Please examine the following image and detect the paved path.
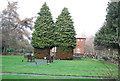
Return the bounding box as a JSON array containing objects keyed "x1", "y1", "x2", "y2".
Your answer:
[
  {"x1": 0, "y1": 73, "x2": 109, "y2": 79},
  {"x1": 28, "y1": 61, "x2": 47, "y2": 65}
]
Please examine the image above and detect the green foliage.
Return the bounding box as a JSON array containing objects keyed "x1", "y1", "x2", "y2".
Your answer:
[
  {"x1": 32, "y1": 4, "x2": 76, "y2": 50},
  {"x1": 54, "y1": 8, "x2": 76, "y2": 48},
  {"x1": 6, "y1": 48, "x2": 15, "y2": 52},
  {"x1": 31, "y1": 2, "x2": 54, "y2": 49},
  {"x1": 94, "y1": 2, "x2": 119, "y2": 49},
  {"x1": 101, "y1": 56, "x2": 109, "y2": 61}
]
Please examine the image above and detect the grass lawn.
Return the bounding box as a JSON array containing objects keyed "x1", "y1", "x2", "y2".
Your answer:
[
  {"x1": 2, "y1": 75, "x2": 110, "y2": 81},
  {"x1": 1, "y1": 55, "x2": 118, "y2": 79},
  {"x1": 2, "y1": 74, "x2": 98, "y2": 79}
]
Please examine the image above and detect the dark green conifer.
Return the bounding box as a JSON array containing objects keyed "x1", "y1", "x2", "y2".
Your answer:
[
  {"x1": 32, "y1": 2, "x2": 54, "y2": 49},
  {"x1": 55, "y1": 8, "x2": 76, "y2": 60},
  {"x1": 31, "y1": 2, "x2": 54, "y2": 58},
  {"x1": 55, "y1": 7, "x2": 76, "y2": 48}
]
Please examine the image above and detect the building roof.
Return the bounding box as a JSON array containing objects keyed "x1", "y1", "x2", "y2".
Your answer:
[{"x1": 76, "y1": 37, "x2": 86, "y2": 39}]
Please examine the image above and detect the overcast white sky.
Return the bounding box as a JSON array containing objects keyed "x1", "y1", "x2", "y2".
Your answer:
[{"x1": 0, "y1": 0, "x2": 110, "y2": 37}]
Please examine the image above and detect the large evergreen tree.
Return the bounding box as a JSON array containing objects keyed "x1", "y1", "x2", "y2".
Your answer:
[
  {"x1": 94, "y1": 1, "x2": 120, "y2": 67},
  {"x1": 94, "y1": 1, "x2": 119, "y2": 49},
  {"x1": 55, "y1": 8, "x2": 76, "y2": 60},
  {"x1": 32, "y1": 2, "x2": 54, "y2": 49},
  {"x1": 55, "y1": 7, "x2": 76, "y2": 48},
  {"x1": 31, "y1": 2, "x2": 54, "y2": 58}
]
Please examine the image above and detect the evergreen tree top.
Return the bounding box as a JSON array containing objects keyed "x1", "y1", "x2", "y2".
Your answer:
[
  {"x1": 31, "y1": 2, "x2": 54, "y2": 49},
  {"x1": 94, "y1": 1, "x2": 119, "y2": 49},
  {"x1": 57, "y1": 7, "x2": 71, "y2": 18},
  {"x1": 55, "y1": 7, "x2": 76, "y2": 48},
  {"x1": 38, "y1": 2, "x2": 51, "y2": 15}
]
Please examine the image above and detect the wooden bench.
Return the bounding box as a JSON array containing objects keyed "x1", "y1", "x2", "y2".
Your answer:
[{"x1": 26, "y1": 55, "x2": 35, "y2": 62}]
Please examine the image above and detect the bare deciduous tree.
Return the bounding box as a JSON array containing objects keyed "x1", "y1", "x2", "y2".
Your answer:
[{"x1": 0, "y1": 1, "x2": 33, "y2": 54}]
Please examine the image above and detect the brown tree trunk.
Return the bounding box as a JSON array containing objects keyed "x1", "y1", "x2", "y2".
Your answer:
[{"x1": 2, "y1": 47, "x2": 7, "y2": 55}]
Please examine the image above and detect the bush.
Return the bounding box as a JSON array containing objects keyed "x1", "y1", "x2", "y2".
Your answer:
[
  {"x1": 6, "y1": 48, "x2": 15, "y2": 52},
  {"x1": 101, "y1": 57, "x2": 109, "y2": 61}
]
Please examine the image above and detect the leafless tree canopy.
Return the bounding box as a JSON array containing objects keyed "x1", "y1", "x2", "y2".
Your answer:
[{"x1": 0, "y1": 1, "x2": 34, "y2": 54}]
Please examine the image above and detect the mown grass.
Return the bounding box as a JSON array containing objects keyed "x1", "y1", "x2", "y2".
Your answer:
[
  {"x1": 3, "y1": 75, "x2": 111, "y2": 81},
  {"x1": 2, "y1": 74, "x2": 98, "y2": 79},
  {"x1": 1, "y1": 55, "x2": 118, "y2": 79}
]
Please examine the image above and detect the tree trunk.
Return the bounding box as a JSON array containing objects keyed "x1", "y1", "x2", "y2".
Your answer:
[{"x1": 2, "y1": 47, "x2": 7, "y2": 55}]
